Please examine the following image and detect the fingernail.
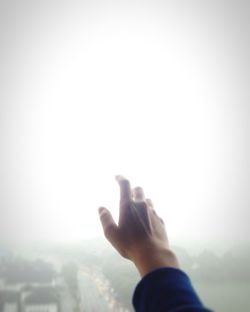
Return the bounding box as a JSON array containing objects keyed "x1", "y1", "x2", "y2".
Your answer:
[
  {"x1": 115, "y1": 175, "x2": 126, "y2": 182},
  {"x1": 115, "y1": 174, "x2": 123, "y2": 182},
  {"x1": 98, "y1": 207, "x2": 106, "y2": 214}
]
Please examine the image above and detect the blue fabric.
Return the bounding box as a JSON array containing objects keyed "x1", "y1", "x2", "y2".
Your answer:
[{"x1": 132, "y1": 267, "x2": 213, "y2": 311}]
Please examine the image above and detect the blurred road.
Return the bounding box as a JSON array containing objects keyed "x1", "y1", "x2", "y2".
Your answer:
[
  {"x1": 60, "y1": 281, "x2": 77, "y2": 312},
  {"x1": 78, "y1": 267, "x2": 129, "y2": 312}
]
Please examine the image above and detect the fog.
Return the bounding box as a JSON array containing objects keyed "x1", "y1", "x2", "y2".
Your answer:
[{"x1": 0, "y1": 0, "x2": 249, "y2": 251}]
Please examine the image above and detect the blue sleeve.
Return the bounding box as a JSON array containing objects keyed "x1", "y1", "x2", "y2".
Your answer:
[{"x1": 132, "y1": 267, "x2": 213, "y2": 312}]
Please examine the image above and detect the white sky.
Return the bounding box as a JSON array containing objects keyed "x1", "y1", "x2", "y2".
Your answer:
[{"x1": 0, "y1": 0, "x2": 249, "y2": 248}]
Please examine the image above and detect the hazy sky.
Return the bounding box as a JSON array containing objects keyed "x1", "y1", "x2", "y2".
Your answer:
[{"x1": 0, "y1": 0, "x2": 249, "y2": 248}]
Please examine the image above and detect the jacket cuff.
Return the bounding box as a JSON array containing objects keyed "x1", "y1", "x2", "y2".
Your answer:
[{"x1": 133, "y1": 267, "x2": 206, "y2": 311}]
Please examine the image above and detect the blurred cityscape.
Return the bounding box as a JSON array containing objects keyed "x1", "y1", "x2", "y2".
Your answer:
[
  {"x1": 0, "y1": 239, "x2": 131, "y2": 312},
  {"x1": 0, "y1": 239, "x2": 250, "y2": 312}
]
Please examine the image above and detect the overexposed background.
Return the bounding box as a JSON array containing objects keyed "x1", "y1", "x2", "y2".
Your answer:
[{"x1": 0, "y1": 0, "x2": 249, "y2": 249}]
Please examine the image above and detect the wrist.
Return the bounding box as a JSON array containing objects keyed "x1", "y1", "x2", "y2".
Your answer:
[{"x1": 131, "y1": 247, "x2": 180, "y2": 277}]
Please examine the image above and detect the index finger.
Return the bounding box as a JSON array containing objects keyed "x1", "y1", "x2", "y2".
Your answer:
[{"x1": 115, "y1": 175, "x2": 132, "y2": 214}]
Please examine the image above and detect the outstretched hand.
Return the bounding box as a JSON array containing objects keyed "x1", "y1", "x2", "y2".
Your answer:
[{"x1": 98, "y1": 176, "x2": 179, "y2": 276}]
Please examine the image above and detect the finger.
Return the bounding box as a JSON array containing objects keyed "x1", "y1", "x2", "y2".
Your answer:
[
  {"x1": 98, "y1": 207, "x2": 118, "y2": 241},
  {"x1": 131, "y1": 200, "x2": 152, "y2": 232},
  {"x1": 146, "y1": 198, "x2": 154, "y2": 209},
  {"x1": 146, "y1": 198, "x2": 160, "y2": 218},
  {"x1": 146, "y1": 200, "x2": 165, "y2": 225},
  {"x1": 160, "y1": 218, "x2": 165, "y2": 225},
  {"x1": 115, "y1": 175, "x2": 132, "y2": 211},
  {"x1": 133, "y1": 187, "x2": 145, "y2": 201}
]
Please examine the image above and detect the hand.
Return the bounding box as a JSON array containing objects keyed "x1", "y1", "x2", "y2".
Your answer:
[{"x1": 98, "y1": 175, "x2": 179, "y2": 276}]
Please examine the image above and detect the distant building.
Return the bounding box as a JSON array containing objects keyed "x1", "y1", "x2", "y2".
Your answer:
[
  {"x1": 0, "y1": 278, "x2": 4, "y2": 290},
  {"x1": 23, "y1": 287, "x2": 59, "y2": 312},
  {"x1": 0, "y1": 287, "x2": 60, "y2": 312},
  {"x1": 0, "y1": 290, "x2": 20, "y2": 312},
  {"x1": 0, "y1": 259, "x2": 60, "y2": 312}
]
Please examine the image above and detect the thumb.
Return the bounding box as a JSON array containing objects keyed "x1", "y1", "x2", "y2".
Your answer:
[{"x1": 98, "y1": 207, "x2": 118, "y2": 241}]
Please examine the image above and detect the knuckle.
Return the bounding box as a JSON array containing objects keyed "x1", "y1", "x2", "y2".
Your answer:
[{"x1": 134, "y1": 200, "x2": 147, "y2": 209}]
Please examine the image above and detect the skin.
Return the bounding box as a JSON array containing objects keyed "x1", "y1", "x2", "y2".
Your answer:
[{"x1": 98, "y1": 175, "x2": 179, "y2": 277}]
